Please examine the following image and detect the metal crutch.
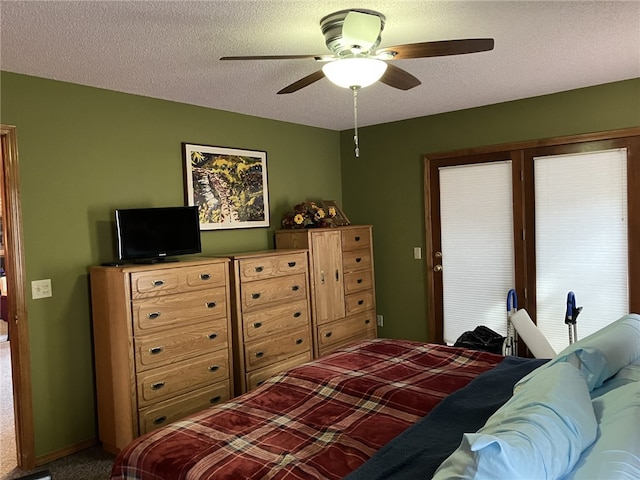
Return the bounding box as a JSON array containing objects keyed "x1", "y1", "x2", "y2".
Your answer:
[
  {"x1": 505, "y1": 289, "x2": 518, "y2": 356},
  {"x1": 565, "y1": 291, "x2": 582, "y2": 345}
]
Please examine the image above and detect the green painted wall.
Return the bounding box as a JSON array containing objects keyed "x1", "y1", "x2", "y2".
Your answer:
[
  {"x1": 340, "y1": 78, "x2": 640, "y2": 342},
  {"x1": 0, "y1": 72, "x2": 341, "y2": 457}
]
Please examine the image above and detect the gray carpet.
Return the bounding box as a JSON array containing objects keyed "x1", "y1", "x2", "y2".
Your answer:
[{"x1": 2, "y1": 445, "x2": 115, "y2": 480}]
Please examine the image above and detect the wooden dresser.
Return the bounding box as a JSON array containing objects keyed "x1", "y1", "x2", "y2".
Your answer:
[
  {"x1": 89, "y1": 257, "x2": 233, "y2": 454},
  {"x1": 227, "y1": 250, "x2": 313, "y2": 393},
  {"x1": 275, "y1": 226, "x2": 377, "y2": 357}
]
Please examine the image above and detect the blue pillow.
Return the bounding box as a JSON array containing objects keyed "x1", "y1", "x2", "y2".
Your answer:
[
  {"x1": 518, "y1": 314, "x2": 640, "y2": 391},
  {"x1": 433, "y1": 362, "x2": 597, "y2": 480},
  {"x1": 561, "y1": 380, "x2": 640, "y2": 480}
]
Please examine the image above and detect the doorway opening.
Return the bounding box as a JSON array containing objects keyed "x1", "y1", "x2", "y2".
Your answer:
[{"x1": 0, "y1": 124, "x2": 35, "y2": 472}]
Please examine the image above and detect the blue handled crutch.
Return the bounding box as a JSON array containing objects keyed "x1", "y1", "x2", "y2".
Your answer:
[
  {"x1": 564, "y1": 291, "x2": 582, "y2": 345},
  {"x1": 505, "y1": 289, "x2": 518, "y2": 356}
]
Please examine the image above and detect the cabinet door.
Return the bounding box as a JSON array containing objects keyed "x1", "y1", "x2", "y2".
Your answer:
[{"x1": 311, "y1": 231, "x2": 345, "y2": 324}]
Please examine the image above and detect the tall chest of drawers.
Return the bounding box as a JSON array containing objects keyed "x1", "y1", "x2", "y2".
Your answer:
[
  {"x1": 89, "y1": 257, "x2": 233, "y2": 454},
  {"x1": 227, "y1": 250, "x2": 313, "y2": 394},
  {"x1": 275, "y1": 226, "x2": 377, "y2": 357}
]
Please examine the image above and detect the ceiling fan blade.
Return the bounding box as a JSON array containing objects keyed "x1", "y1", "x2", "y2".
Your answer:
[
  {"x1": 220, "y1": 54, "x2": 325, "y2": 61},
  {"x1": 342, "y1": 10, "x2": 382, "y2": 51},
  {"x1": 277, "y1": 70, "x2": 326, "y2": 94},
  {"x1": 377, "y1": 38, "x2": 494, "y2": 60},
  {"x1": 379, "y1": 64, "x2": 421, "y2": 90}
]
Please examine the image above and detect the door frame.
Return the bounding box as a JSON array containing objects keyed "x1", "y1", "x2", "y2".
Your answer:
[
  {"x1": 1, "y1": 124, "x2": 35, "y2": 469},
  {"x1": 424, "y1": 127, "x2": 640, "y2": 343}
]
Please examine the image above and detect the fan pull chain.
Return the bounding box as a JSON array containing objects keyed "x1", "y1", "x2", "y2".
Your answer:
[{"x1": 352, "y1": 86, "x2": 360, "y2": 158}]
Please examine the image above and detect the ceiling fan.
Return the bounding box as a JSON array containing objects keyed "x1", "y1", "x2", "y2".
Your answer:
[{"x1": 220, "y1": 9, "x2": 495, "y2": 94}]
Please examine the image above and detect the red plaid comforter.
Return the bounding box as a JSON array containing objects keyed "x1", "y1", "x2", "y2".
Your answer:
[{"x1": 111, "y1": 339, "x2": 503, "y2": 479}]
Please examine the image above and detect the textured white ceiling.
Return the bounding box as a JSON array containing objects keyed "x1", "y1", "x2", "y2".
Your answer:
[{"x1": 1, "y1": 0, "x2": 639, "y2": 131}]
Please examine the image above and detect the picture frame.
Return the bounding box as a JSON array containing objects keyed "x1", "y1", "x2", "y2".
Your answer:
[
  {"x1": 182, "y1": 143, "x2": 269, "y2": 230},
  {"x1": 322, "y1": 200, "x2": 350, "y2": 226}
]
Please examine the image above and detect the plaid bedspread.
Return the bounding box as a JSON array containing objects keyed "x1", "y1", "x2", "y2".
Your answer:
[{"x1": 111, "y1": 338, "x2": 503, "y2": 480}]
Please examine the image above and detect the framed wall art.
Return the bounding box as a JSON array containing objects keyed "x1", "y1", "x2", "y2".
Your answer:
[
  {"x1": 321, "y1": 200, "x2": 350, "y2": 226},
  {"x1": 183, "y1": 143, "x2": 269, "y2": 230}
]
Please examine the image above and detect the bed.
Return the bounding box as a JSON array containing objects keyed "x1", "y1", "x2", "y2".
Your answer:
[{"x1": 111, "y1": 313, "x2": 640, "y2": 480}]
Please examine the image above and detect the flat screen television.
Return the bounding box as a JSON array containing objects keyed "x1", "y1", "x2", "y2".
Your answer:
[{"x1": 115, "y1": 206, "x2": 202, "y2": 263}]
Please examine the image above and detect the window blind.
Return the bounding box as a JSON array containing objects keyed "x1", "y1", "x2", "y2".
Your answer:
[
  {"x1": 534, "y1": 149, "x2": 628, "y2": 353},
  {"x1": 439, "y1": 161, "x2": 515, "y2": 345}
]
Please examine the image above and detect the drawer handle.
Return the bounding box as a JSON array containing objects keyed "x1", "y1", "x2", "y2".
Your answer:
[
  {"x1": 153, "y1": 416, "x2": 167, "y2": 426},
  {"x1": 253, "y1": 322, "x2": 262, "y2": 328},
  {"x1": 355, "y1": 257, "x2": 362, "y2": 263},
  {"x1": 200, "y1": 273, "x2": 211, "y2": 280},
  {"x1": 295, "y1": 338, "x2": 303, "y2": 345},
  {"x1": 255, "y1": 266, "x2": 264, "y2": 273},
  {"x1": 208, "y1": 333, "x2": 218, "y2": 340},
  {"x1": 365, "y1": 319, "x2": 371, "y2": 325},
  {"x1": 293, "y1": 312, "x2": 301, "y2": 318},
  {"x1": 251, "y1": 293, "x2": 261, "y2": 299},
  {"x1": 358, "y1": 299, "x2": 364, "y2": 305},
  {"x1": 324, "y1": 332, "x2": 332, "y2": 338},
  {"x1": 255, "y1": 351, "x2": 264, "y2": 358},
  {"x1": 210, "y1": 395, "x2": 222, "y2": 404},
  {"x1": 151, "y1": 381, "x2": 165, "y2": 390},
  {"x1": 152, "y1": 280, "x2": 165, "y2": 287},
  {"x1": 335, "y1": 269, "x2": 340, "y2": 281},
  {"x1": 291, "y1": 285, "x2": 300, "y2": 292},
  {"x1": 206, "y1": 301, "x2": 217, "y2": 309},
  {"x1": 149, "y1": 346, "x2": 163, "y2": 355},
  {"x1": 147, "y1": 312, "x2": 161, "y2": 320},
  {"x1": 287, "y1": 261, "x2": 296, "y2": 267},
  {"x1": 357, "y1": 278, "x2": 363, "y2": 284},
  {"x1": 354, "y1": 236, "x2": 361, "y2": 242},
  {"x1": 209, "y1": 365, "x2": 220, "y2": 372}
]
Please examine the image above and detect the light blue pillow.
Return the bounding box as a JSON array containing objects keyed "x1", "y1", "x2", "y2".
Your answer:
[
  {"x1": 561, "y1": 380, "x2": 640, "y2": 480},
  {"x1": 433, "y1": 362, "x2": 597, "y2": 480},
  {"x1": 518, "y1": 314, "x2": 640, "y2": 392}
]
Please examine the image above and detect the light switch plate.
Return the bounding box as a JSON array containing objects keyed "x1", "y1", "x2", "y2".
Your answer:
[{"x1": 32, "y1": 279, "x2": 52, "y2": 299}]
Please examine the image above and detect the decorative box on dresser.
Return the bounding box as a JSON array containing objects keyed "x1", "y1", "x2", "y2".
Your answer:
[
  {"x1": 275, "y1": 225, "x2": 377, "y2": 357},
  {"x1": 89, "y1": 257, "x2": 233, "y2": 454},
  {"x1": 227, "y1": 249, "x2": 313, "y2": 394}
]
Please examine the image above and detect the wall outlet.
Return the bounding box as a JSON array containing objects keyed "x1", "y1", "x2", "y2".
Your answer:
[
  {"x1": 376, "y1": 314, "x2": 384, "y2": 327},
  {"x1": 32, "y1": 279, "x2": 52, "y2": 299}
]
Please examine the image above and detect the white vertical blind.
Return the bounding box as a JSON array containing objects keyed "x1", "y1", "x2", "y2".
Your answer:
[
  {"x1": 440, "y1": 161, "x2": 515, "y2": 344},
  {"x1": 535, "y1": 149, "x2": 628, "y2": 353}
]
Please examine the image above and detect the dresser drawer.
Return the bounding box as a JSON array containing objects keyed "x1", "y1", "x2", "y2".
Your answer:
[
  {"x1": 238, "y1": 252, "x2": 307, "y2": 282},
  {"x1": 240, "y1": 273, "x2": 307, "y2": 311},
  {"x1": 345, "y1": 290, "x2": 375, "y2": 315},
  {"x1": 343, "y1": 270, "x2": 373, "y2": 295},
  {"x1": 317, "y1": 312, "x2": 376, "y2": 352},
  {"x1": 136, "y1": 351, "x2": 230, "y2": 406},
  {"x1": 245, "y1": 352, "x2": 312, "y2": 391},
  {"x1": 341, "y1": 228, "x2": 371, "y2": 251},
  {"x1": 130, "y1": 263, "x2": 227, "y2": 299},
  {"x1": 132, "y1": 287, "x2": 227, "y2": 334},
  {"x1": 244, "y1": 327, "x2": 311, "y2": 371},
  {"x1": 242, "y1": 299, "x2": 309, "y2": 341},
  {"x1": 138, "y1": 381, "x2": 230, "y2": 434},
  {"x1": 319, "y1": 328, "x2": 377, "y2": 357},
  {"x1": 342, "y1": 248, "x2": 372, "y2": 272},
  {"x1": 134, "y1": 320, "x2": 228, "y2": 372}
]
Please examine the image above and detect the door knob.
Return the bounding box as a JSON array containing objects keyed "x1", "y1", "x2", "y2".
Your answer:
[{"x1": 433, "y1": 264, "x2": 443, "y2": 272}]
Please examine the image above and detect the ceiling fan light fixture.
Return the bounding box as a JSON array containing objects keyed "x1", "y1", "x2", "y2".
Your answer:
[{"x1": 322, "y1": 57, "x2": 387, "y2": 89}]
